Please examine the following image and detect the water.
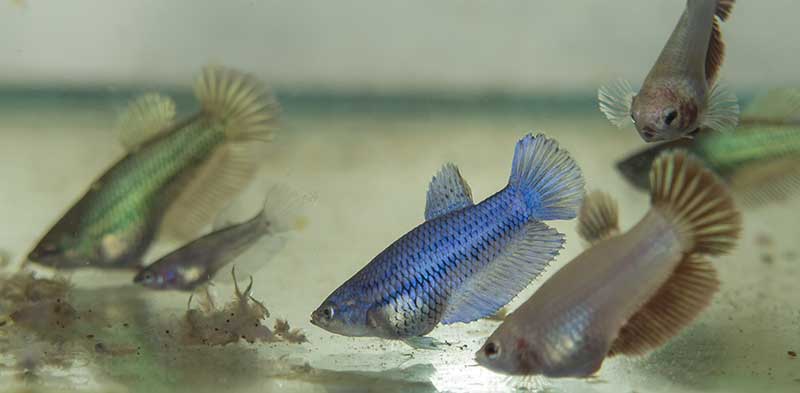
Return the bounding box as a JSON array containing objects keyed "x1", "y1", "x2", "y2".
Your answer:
[{"x1": 0, "y1": 88, "x2": 797, "y2": 393}]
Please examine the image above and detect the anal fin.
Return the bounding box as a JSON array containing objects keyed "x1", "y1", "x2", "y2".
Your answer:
[
  {"x1": 730, "y1": 156, "x2": 800, "y2": 207},
  {"x1": 425, "y1": 163, "x2": 474, "y2": 220},
  {"x1": 160, "y1": 142, "x2": 260, "y2": 240},
  {"x1": 441, "y1": 220, "x2": 564, "y2": 324},
  {"x1": 576, "y1": 190, "x2": 620, "y2": 245},
  {"x1": 609, "y1": 255, "x2": 719, "y2": 356}
]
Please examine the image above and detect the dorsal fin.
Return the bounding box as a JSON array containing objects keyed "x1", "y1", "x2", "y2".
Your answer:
[
  {"x1": 159, "y1": 66, "x2": 280, "y2": 240},
  {"x1": 115, "y1": 93, "x2": 176, "y2": 151},
  {"x1": 441, "y1": 221, "x2": 563, "y2": 324},
  {"x1": 609, "y1": 255, "x2": 719, "y2": 356},
  {"x1": 715, "y1": 0, "x2": 735, "y2": 21},
  {"x1": 705, "y1": 1, "x2": 735, "y2": 84},
  {"x1": 425, "y1": 163, "x2": 474, "y2": 220},
  {"x1": 576, "y1": 191, "x2": 620, "y2": 245}
]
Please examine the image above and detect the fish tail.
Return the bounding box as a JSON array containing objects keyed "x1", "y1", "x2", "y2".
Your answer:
[
  {"x1": 649, "y1": 151, "x2": 741, "y2": 256},
  {"x1": 507, "y1": 133, "x2": 585, "y2": 220},
  {"x1": 257, "y1": 185, "x2": 314, "y2": 234},
  {"x1": 159, "y1": 67, "x2": 281, "y2": 240},
  {"x1": 194, "y1": 65, "x2": 280, "y2": 143}
]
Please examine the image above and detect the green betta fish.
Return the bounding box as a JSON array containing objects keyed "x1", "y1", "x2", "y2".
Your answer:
[
  {"x1": 616, "y1": 89, "x2": 800, "y2": 206},
  {"x1": 27, "y1": 66, "x2": 279, "y2": 269}
]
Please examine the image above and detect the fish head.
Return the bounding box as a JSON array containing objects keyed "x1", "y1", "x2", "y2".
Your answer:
[
  {"x1": 476, "y1": 323, "x2": 542, "y2": 376},
  {"x1": 27, "y1": 232, "x2": 84, "y2": 268},
  {"x1": 630, "y1": 85, "x2": 699, "y2": 142},
  {"x1": 133, "y1": 265, "x2": 183, "y2": 290},
  {"x1": 311, "y1": 292, "x2": 373, "y2": 337}
]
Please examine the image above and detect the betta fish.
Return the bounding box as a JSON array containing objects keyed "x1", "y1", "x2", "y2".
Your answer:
[
  {"x1": 311, "y1": 133, "x2": 585, "y2": 348},
  {"x1": 134, "y1": 186, "x2": 307, "y2": 291},
  {"x1": 27, "y1": 66, "x2": 279, "y2": 269},
  {"x1": 599, "y1": 0, "x2": 739, "y2": 142},
  {"x1": 476, "y1": 151, "x2": 741, "y2": 377}
]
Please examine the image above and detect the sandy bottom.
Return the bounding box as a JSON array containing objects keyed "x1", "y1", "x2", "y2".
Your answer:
[{"x1": 0, "y1": 105, "x2": 798, "y2": 392}]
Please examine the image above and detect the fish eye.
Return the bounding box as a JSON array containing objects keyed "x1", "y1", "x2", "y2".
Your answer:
[
  {"x1": 664, "y1": 109, "x2": 678, "y2": 126},
  {"x1": 484, "y1": 341, "x2": 501, "y2": 359},
  {"x1": 143, "y1": 272, "x2": 153, "y2": 283},
  {"x1": 322, "y1": 306, "x2": 335, "y2": 320}
]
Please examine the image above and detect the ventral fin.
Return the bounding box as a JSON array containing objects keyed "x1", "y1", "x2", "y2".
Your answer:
[
  {"x1": 441, "y1": 220, "x2": 564, "y2": 324},
  {"x1": 577, "y1": 190, "x2": 620, "y2": 245},
  {"x1": 598, "y1": 79, "x2": 636, "y2": 128},
  {"x1": 160, "y1": 142, "x2": 261, "y2": 240},
  {"x1": 425, "y1": 163, "x2": 474, "y2": 220},
  {"x1": 730, "y1": 156, "x2": 800, "y2": 207},
  {"x1": 609, "y1": 255, "x2": 719, "y2": 356},
  {"x1": 115, "y1": 93, "x2": 176, "y2": 151},
  {"x1": 701, "y1": 82, "x2": 739, "y2": 132}
]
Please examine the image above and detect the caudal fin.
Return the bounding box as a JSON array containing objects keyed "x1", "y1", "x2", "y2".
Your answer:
[
  {"x1": 257, "y1": 184, "x2": 314, "y2": 234},
  {"x1": 194, "y1": 65, "x2": 280, "y2": 142},
  {"x1": 160, "y1": 66, "x2": 281, "y2": 240},
  {"x1": 649, "y1": 151, "x2": 741, "y2": 255},
  {"x1": 508, "y1": 133, "x2": 585, "y2": 220}
]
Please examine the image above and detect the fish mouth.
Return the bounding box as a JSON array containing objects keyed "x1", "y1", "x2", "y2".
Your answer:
[{"x1": 640, "y1": 127, "x2": 658, "y2": 141}]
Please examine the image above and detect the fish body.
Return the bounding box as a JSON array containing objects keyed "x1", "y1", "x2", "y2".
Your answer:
[
  {"x1": 311, "y1": 134, "x2": 585, "y2": 342},
  {"x1": 599, "y1": 0, "x2": 739, "y2": 142},
  {"x1": 477, "y1": 152, "x2": 741, "y2": 378},
  {"x1": 617, "y1": 126, "x2": 800, "y2": 205},
  {"x1": 27, "y1": 67, "x2": 278, "y2": 269},
  {"x1": 134, "y1": 186, "x2": 304, "y2": 291}
]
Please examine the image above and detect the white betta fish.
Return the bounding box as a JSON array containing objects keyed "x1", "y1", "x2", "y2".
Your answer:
[{"x1": 599, "y1": 0, "x2": 739, "y2": 142}]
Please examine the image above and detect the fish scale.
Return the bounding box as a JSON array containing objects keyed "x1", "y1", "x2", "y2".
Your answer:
[{"x1": 312, "y1": 134, "x2": 584, "y2": 343}]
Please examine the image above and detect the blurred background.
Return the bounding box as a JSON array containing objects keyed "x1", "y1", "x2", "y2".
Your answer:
[{"x1": 1, "y1": 0, "x2": 798, "y2": 93}]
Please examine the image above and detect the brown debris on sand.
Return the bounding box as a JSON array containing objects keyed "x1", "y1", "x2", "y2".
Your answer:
[
  {"x1": 180, "y1": 267, "x2": 305, "y2": 346},
  {"x1": 274, "y1": 319, "x2": 308, "y2": 344}
]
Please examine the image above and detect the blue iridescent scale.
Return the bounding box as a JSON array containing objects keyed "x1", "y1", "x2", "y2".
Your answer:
[{"x1": 347, "y1": 188, "x2": 527, "y2": 337}]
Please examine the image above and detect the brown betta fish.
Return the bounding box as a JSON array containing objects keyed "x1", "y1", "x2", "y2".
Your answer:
[
  {"x1": 599, "y1": 0, "x2": 739, "y2": 142},
  {"x1": 476, "y1": 152, "x2": 741, "y2": 378}
]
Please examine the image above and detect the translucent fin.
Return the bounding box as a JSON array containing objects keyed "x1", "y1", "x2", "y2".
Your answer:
[
  {"x1": 649, "y1": 151, "x2": 741, "y2": 255},
  {"x1": 441, "y1": 220, "x2": 564, "y2": 324},
  {"x1": 425, "y1": 163, "x2": 474, "y2": 221},
  {"x1": 194, "y1": 65, "x2": 280, "y2": 142},
  {"x1": 598, "y1": 79, "x2": 636, "y2": 128},
  {"x1": 160, "y1": 142, "x2": 261, "y2": 240},
  {"x1": 701, "y1": 82, "x2": 739, "y2": 132},
  {"x1": 705, "y1": 19, "x2": 724, "y2": 84},
  {"x1": 215, "y1": 185, "x2": 312, "y2": 283},
  {"x1": 740, "y1": 88, "x2": 800, "y2": 124},
  {"x1": 115, "y1": 93, "x2": 176, "y2": 150},
  {"x1": 257, "y1": 184, "x2": 314, "y2": 233},
  {"x1": 609, "y1": 255, "x2": 718, "y2": 356},
  {"x1": 403, "y1": 336, "x2": 444, "y2": 350},
  {"x1": 730, "y1": 156, "x2": 800, "y2": 207},
  {"x1": 576, "y1": 191, "x2": 620, "y2": 245},
  {"x1": 508, "y1": 133, "x2": 585, "y2": 220},
  {"x1": 615, "y1": 139, "x2": 695, "y2": 192}
]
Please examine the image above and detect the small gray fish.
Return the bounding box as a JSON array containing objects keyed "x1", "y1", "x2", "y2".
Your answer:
[
  {"x1": 476, "y1": 151, "x2": 741, "y2": 378},
  {"x1": 133, "y1": 187, "x2": 305, "y2": 291},
  {"x1": 311, "y1": 134, "x2": 585, "y2": 348},
  {"x1": 599, "y1": 0, "x2": 739, "y2": 142}
]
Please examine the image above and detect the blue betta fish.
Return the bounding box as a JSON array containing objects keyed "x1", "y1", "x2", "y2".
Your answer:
[{"x1": 311, "y1": 133, "x2": 585, "y2": 347}]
